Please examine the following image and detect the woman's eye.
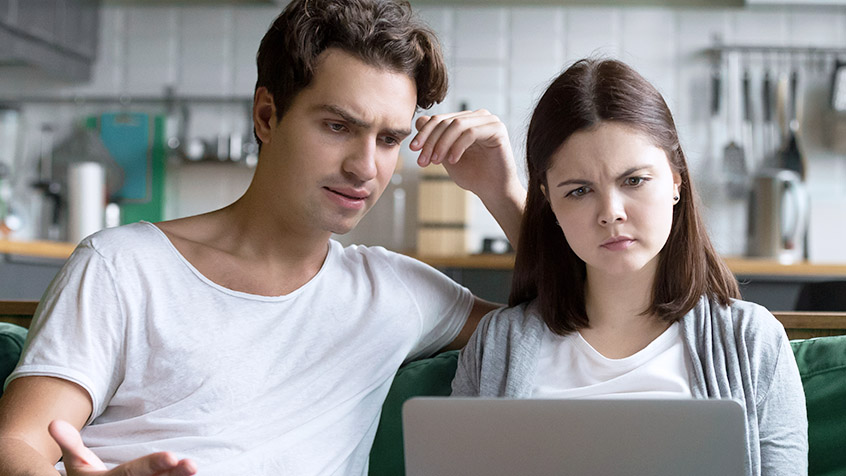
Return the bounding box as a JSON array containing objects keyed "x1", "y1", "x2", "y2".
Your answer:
[
  {"x1": 567, "y1": 186, "x2": 589, "y2": 198},
  {"x1": 625, "y1": 177, "x2": 645, "y2": 186}
]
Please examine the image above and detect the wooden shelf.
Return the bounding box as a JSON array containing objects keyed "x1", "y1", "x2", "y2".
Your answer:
[
  {"x1": 414, "y1": 253, "x2": 846, "y2": 277},
  {"x1": 0, "y1": 239, "x2": 76, "y2": 260},
  {"x1": 723, "y1": 258, "x2": 846, "y2": 277}
]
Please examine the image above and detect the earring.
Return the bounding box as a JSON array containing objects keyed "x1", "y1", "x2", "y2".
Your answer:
[{"x1": 673, "y1": 195, "x2": 680, "y2": 203}]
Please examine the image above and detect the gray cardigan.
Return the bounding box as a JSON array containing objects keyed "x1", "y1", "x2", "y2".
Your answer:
[{"x1": 451, "y1": 296, "x2": 808, "y2": 476}]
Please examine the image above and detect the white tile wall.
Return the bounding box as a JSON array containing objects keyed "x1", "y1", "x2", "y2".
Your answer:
[
  {"x1": 125, "y1": 7, "x2": 178, "y2": 95},
  {"x1": 5, "y1": 3, "x2": 846, "y2": 258}
]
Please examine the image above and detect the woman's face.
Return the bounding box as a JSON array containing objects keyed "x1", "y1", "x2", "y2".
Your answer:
[{"x1": 543, "y1": 122, "x2": 681, "y2": 280}]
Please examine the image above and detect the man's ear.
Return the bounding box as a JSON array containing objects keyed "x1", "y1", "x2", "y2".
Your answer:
[{"x1": 253, "y1": 87, "x2": 276, "y2": 144}]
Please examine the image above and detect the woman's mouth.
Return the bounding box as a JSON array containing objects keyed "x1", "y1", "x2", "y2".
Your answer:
[{"x1": 600, "y1": 237, "x2": 635, "y2": 251}]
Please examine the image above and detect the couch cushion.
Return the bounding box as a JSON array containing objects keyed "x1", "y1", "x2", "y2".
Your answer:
[
  {"x1": 368, "y1": 350, "x2": 459, "y2": 476},
  {"x1": 791, "y1": 335, "x2": 846, "y2": 476},
  {"x1": 0, "y1": 322, "x2": 27, "y2": 396}
]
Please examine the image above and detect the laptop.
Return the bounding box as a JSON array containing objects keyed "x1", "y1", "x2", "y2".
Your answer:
[{"x1": 402, "y1": 397, "x2": 746, "y2": 476}]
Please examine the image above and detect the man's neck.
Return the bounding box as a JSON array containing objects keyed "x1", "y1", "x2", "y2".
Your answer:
[{"x1": 155, "y1": 197, "x2": 332, "y2": 297}]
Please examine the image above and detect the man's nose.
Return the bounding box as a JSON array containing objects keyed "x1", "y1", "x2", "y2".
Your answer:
[{"x1": 343, "y1": 138, "x2": 378, "y2": 182}]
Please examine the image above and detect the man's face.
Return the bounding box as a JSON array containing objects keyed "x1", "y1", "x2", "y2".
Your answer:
[{"x1": 255, "y1": 48, "x2": 417, "y2": 236}]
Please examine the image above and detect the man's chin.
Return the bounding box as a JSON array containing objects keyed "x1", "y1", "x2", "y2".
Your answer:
[{"x1": 328, "y1": 219, "x2": 361, "y2": 236}]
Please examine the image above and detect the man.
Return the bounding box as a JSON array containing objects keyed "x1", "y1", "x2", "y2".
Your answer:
[{"x1": 0, "y1": 0, "x2": 525, "y2": 475}]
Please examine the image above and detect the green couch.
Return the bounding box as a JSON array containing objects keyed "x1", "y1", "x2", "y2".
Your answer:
[{"x1": 1, "y1": 323, "x2": 844, "y2": 476}]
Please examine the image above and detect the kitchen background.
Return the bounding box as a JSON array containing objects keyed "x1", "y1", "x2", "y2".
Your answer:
[{"x1": 2, "y1": 0, "x2": 846, "y2": 263}]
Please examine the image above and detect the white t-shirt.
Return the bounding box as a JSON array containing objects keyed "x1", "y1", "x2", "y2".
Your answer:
[
  {"x1": 9, "y1": 221, "x2": 473, "y2": 475},
  {"x1": 531, "y1": 321, "x2": 693, "y2": 399}
]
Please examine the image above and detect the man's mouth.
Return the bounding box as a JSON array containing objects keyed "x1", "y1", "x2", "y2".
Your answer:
[
  {"x1": 324, "y1": 186, "x2": 370, "y2": 210},
  {"x1": 325, "y1": 187, "x2": 369, "y2": 200}
]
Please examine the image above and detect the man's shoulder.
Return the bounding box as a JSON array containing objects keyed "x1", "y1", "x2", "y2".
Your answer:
[
  {"x1": 332, "y1": 241, "x2": 430, "y2": 271},
  {"x1": 78, "y1": 221, "x2": 168, "y2": 259}
]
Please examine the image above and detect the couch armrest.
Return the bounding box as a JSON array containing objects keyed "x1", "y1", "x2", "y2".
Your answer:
[
  {"x1": 369, "y1": 351, "x2": 459, "y2": 476},
  {"x1": 0, "y1": 322, "x2": 28, "y2": 396},
  {"x1": 791, "y1": 335, "x2": 846, "y2": 476}
]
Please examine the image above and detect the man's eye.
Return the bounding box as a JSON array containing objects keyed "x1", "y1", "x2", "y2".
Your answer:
[
  {"x1": 382, "y1": 136, "x2": 399, "y2": 146},
  {"x1": 626, "y1": 177, "x2": 645, "y2": 186},
  {"x1": 327, "y1": 122, "x2": 345, "y2": 132}
]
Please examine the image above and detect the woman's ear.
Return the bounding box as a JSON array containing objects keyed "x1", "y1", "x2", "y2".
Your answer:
[
  {"x1": 540, "y1": 183, "x2": 548, "y2": 201},
  {"x1": 253, "y1": 87, "x2": 276, "y2": 144},
  {"x1": 672, "y1": 172, "x2": 682, "y2": 199}
]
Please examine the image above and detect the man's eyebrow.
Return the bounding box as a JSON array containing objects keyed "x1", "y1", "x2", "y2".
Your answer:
[
  {"x1": 555, "y1": 165, "x2": 653, "y2": 188},
  {"x1": 320, "y1": 104, "x2": 411, "y2": 138}
]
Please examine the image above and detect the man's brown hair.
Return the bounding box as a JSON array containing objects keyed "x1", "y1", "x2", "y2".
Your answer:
[
  {"x1": 511, "y1": 58, "x2": 740, "y2": 335},
  {"x1": 255, "y1": 0, "x2": 448, "y2": 143}
]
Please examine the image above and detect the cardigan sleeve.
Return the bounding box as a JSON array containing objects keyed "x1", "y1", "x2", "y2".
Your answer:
[{"x1": 450, "y1": 312, "x2": 488, "y2": 397}]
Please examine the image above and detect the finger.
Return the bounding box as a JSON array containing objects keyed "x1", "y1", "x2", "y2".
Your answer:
[
  {"x1": 49, "y1": 419, "x2": 108, "y2": 471},
  {"x1": 161, "y1": 459, "x2": 198, "y2": 476},
  {"x1": 413, "y1": 109, "x2": 471, "y2": 136},
  {"x1": 411, "y1": 111, "x2": 477, "y2": 163},
  {"x1": 416, "y1": 111, "x2": 492, "y2": 166},
  {"x1": 106, "y1": 452, "x2": 182, "y2": 476},
  {"x1": 429, "y1": 114, "x2": 503, "y2": 165}
]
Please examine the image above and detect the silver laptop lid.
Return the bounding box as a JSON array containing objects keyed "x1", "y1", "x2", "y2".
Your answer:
[{"x1": 402, "y1": 397, "x2": 746, "y2": 476}]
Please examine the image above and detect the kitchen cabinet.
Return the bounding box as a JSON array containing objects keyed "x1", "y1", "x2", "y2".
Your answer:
[
  {"x1": 0, "y1": 239, "x2": 74, "y2": 300},
  {"x1": 0, "y1": 0, "x2": 99, "y2": 81}
]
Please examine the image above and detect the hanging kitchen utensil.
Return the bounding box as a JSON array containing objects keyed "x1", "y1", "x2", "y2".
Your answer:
[
  {"x1": 741, "y1": 69, "x2": 756, "y2": 172},
  {"x1": 723, "y1": 53, "x2": 748, "y2": 199},
  {"x1": 780, "y1": 69, "x2": 806, "y2": 180},
  {"x1": 798, "y1": 54, "x2": 837, "y2": 158},
  {"x1": 706, "y1": 65, "x2": 723, "y2": 183},
  {"x1": 761, "y1": 67, "x2": 776, "y2": 167}
]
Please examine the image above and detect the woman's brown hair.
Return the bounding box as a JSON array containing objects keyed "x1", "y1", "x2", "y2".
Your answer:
[
  {"x1": 254, "y1": 0, "x2": 448, "y2": 145},
  {"x1": 510, "y1": 58, "x2": 740, "y2": 335}
]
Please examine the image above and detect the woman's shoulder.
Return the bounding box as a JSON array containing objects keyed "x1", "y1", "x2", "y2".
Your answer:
[
  {"x1": 477, "y1": 300, "x2": 546, "y2": 339},
  {"x1": 685, "y1": 295, "x2": 788, "y2": 355}
]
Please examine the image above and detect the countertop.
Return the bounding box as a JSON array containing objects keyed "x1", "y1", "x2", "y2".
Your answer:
[
  {"x1": 414, "y1": 254, "x2": 846, "y2": 277},
  {"x1": 0, "y1": 239, "x2": 78, "y2": 260},
  {"x1": 3, "y1": 238, "x2": 846, "y2": 277}
]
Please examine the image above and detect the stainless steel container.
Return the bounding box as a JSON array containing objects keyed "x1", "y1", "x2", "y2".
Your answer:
[{"x1": 747, "y1": 168, "x2": 809, "y2": 263}]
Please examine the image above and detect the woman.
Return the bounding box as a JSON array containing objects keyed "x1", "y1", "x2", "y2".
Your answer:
[{"x1": 451, "y1": 59, "x2": 807, "y2": 476}]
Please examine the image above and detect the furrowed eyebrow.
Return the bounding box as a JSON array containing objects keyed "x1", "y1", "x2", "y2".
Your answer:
[
  {"x1": 320, "y1": 104, "x2": 411, "y2": 138},
  {"x1": 616, "y1": 165, "x2": 652, "y2": 180},
  {"x1": 555, "y1": 178, "x2": 590, "y2": 189},
  {"x1": 555, "y1": 165, "x2": 654, "y2": 188}
]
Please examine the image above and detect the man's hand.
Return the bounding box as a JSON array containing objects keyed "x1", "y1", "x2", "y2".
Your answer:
[
  {"x1": 411, "y1": 109, "x2": 516, "y2": 195},
  {"x1": 49, "y1": 420, "x2": 197, "y2": 476},
  {"x1": 410, "y1": 109, "x2": 526, "y2": 247}
]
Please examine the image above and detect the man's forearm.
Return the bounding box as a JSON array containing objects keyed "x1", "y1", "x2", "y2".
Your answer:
[
  {"x1": 0, "y1": 438, "x2": 60, "y2": 476},
  {"x1": 478, "y1": 180, "x2": 526, "y2": 251}
]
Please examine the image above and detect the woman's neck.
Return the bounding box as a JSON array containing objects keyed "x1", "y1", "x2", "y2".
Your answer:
[
  {"x1": 583, "y1": 260, "x2": 661, "y2": 330},
  {"x1": 580, "y1": 261, "x2": 672, "y2": 358}
]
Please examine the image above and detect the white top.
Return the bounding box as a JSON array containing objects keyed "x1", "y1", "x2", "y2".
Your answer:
[
  {"x1": 531, "y1": 321, "x2": 693, "y2": 399},
  {"x1": 9, "y1": 221, "x2": 473, "y2": 475}
]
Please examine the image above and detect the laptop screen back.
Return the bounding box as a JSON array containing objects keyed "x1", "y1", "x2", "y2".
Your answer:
[{"x1": 402, "y1": 397, "x2": 746, "y2": 476}]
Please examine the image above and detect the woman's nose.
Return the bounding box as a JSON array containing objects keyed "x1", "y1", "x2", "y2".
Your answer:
[{"x1": 598, "y1": 192, "x2": 626, "y2": 226}]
